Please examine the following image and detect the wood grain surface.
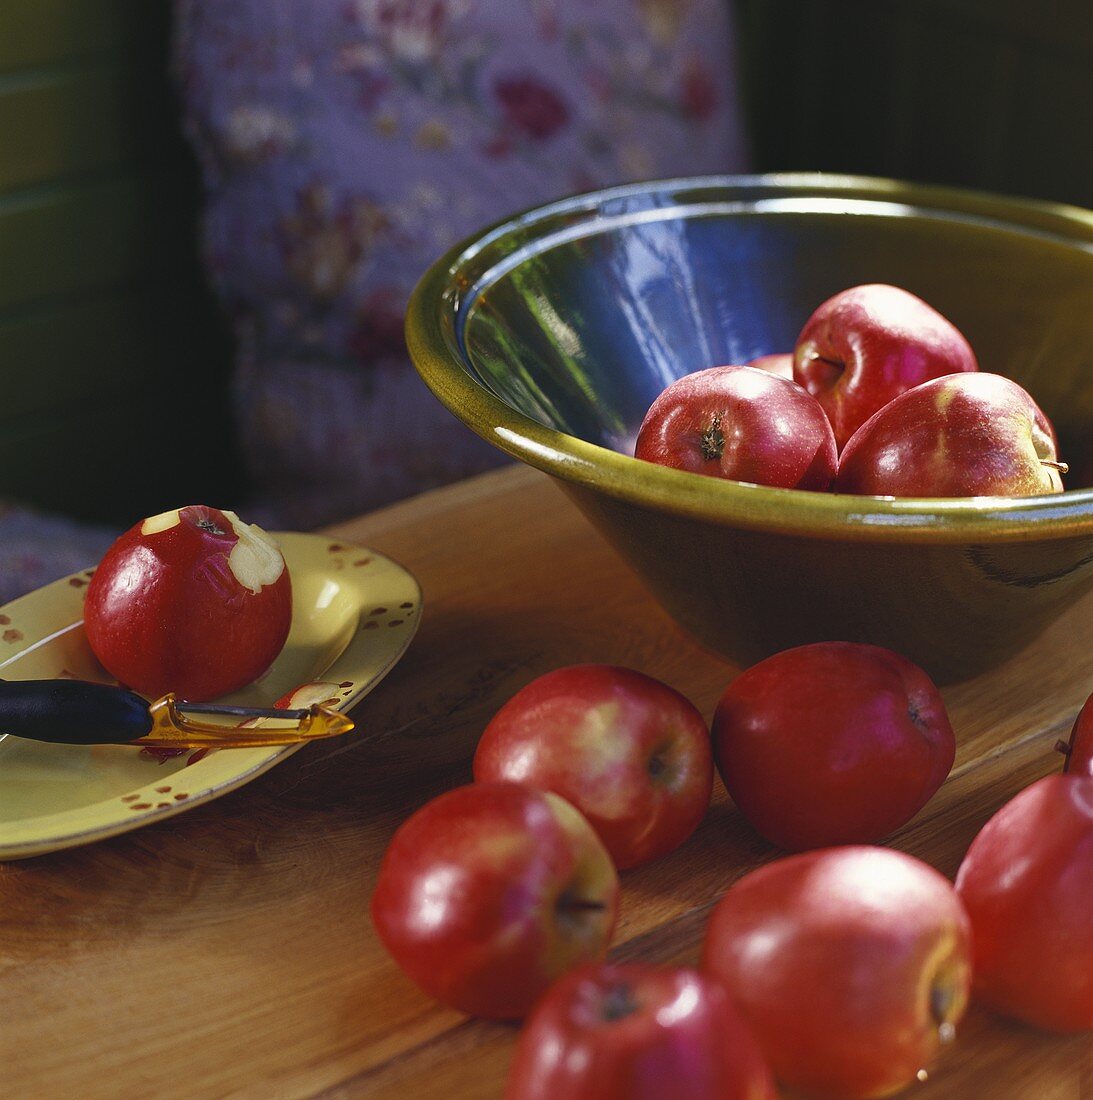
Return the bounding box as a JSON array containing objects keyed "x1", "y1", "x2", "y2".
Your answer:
[{"x1": 1, "y1": 465, "x2": 1091, "y2": 1099}]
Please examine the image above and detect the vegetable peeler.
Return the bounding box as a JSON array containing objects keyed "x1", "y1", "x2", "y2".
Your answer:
[{"x1": 0, "y1": 678, "x2": 354, "y2": 749}]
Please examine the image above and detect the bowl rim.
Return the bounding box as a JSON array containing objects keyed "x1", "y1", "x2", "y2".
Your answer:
[{"x1": 405, "y1": 172, "x2": 1093, "y2": 545}]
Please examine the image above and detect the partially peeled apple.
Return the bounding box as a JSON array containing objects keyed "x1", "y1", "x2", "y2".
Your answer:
[{"x1": 84, "y1": 505, "x2": 292, "y2": 701}]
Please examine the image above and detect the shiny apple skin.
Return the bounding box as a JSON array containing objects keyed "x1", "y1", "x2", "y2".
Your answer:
[
  {"x1": 794, "y1": 283, "x2": 978, "y2": 449},
  {"x1": 371, "y1": 782, "x2": 619, "y2": 1020},
  {"x1": 955, "y1": 774, "x2": 1093, "y2": 1032},
  {"x1": 83, "y1": 505, "x2": 291, "y2": 701},
  {"x1": 474, "y1": 666, "x2": 713, "y2": 869},
  {"x1": 746, "y1": 353, "x2": 795, "y2": 380},
  {"x1": 702, "y1": 846, "x2": 972, "y2": 1100},
  {"x1": 1063, "y1": 693, "x2": 1093, "y2": 777},
  {"x1": 634, "y1": 365, "x2": 837, "y2": 490},
  {"x1": 712, "y1": 643, "x2": 955, "y2": 851},
  {"x1": 505, "y1": 963, "x2": 777, "y2": 1100},
  {"x1": 835, "y1": 372, "x2": 1066, "y2": 497}
]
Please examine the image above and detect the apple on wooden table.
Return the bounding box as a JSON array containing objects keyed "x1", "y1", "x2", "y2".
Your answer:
[
  {"x1": 371, "y1": 782, "x2": 619, "y2": 1019},
  {"x1": 474, "y1": 665, "x2": 713, "y2": 869},
  {"x1": 505, "y1": 962, "x2": 777, "y2": 1100},
  {"x1": 702, "y1": 846, "x2": 972, "y2": 1099},
  {"x1": 712, "y1": 642, "x2": 955, "y2": 851},
  {"x1": 955, "y1": 774, "x2": 1093, "y2": 1033}
]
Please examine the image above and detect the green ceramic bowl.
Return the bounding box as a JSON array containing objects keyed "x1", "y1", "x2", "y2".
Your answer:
[{"x1": 406, "y1": 175, "x2": 1093, "y2": 682}]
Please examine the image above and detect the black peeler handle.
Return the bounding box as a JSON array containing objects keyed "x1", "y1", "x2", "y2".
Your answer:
[{"x1": 0, "y1": 679, "x2": 152, "y2": 745}]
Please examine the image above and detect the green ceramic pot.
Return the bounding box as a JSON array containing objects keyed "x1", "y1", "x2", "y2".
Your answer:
[{"x1": 406, "y1": 175, "x2": 1093, "y2": 682}]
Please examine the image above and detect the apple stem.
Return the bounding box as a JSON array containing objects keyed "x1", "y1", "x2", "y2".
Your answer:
[
  {"x1": 1055, "y1": 738, "x2": 1072, "y2": 759},
  {"x1": 700, "y1": 414, "x2": 725, "y2": 461},
  {"x1": 1040, "y1": 459, "x2": 1069, "y2": 474},
  {"x1": 929, "y1": 983, "x2": 958, "y2": 1045},
  {"x1": 556, "y1": 889, "x2": 608, "y2": 925},
  {"x1": 813, "y1": 355, "x2": 846, "y2": 388},
  {"x1": 558, "y1": 896, "x2": 607, "y2": 913},
  {"x1": 601, "y1": 983, "x2": 640, "y2": 1022}
]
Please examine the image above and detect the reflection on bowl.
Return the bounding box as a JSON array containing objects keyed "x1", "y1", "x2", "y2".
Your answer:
[{"x1": 407, "y1": 175, "x2": 1093, "y2": 681}]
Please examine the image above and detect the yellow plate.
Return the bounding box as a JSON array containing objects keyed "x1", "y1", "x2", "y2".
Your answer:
[{"x1": 0, "y1": 532, "x2": 421, "y2": 860}]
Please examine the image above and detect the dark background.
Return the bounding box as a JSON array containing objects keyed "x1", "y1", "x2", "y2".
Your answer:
[
  {"x1": 735, "y1": 0, "x2": 1092, "y2": 209},
  {"x1": 0, "y1": 0, "x2": 1089, "y2": 522}
]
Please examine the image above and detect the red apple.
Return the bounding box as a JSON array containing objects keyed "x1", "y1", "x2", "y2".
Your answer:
[
  {"x1": 712, "y1": 643, "x2": 955, "y2": 851},
  {"x1": 1061, "y1": 692, "x2": 1093, "y2": 777},
  {"x1": 835, "y1": 373, "x2": 1067, "y2": 497},
  {"x1": 794, "y1": 283, "x2": 978, "y2": 449},
  {"x1": 371, "y1": 782, "x2": 619, "y2": 1019},
  {"x1": 634, "y1": 365, "x2": 837, "y2": 490},
  {"x1": 702, "y1": 846, "x2": 972, "y2": 1099},
  {"x1": 955, "y1": 774, "x2": 1093, "y2": 1032},
  {"x1": 746, "y1": 353, "x2": 794, "y2": 380},
  {"x1": 84, "y1": 505, "x2": 292, "y2": 701},
  {"x1": 505, "y1": 963, "x2": 777, "y2": 1100},
  {"x1": 474, "y1": 666, "x2": 713, "y2": 869}
]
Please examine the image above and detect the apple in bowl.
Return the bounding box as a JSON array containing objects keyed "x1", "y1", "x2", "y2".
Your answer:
[
  {"x1": 794, "y1": 283, "x2": 978, "y2": 449},
  {"x1": 635, "y1": 365, "x2": 837, "y2": 491},
  {"x1": 836, "y1": 373, "x2": 1067, "y2": 497},
  {"x1": 746, "y1": 353, "x2": 794, "y2": 380}
]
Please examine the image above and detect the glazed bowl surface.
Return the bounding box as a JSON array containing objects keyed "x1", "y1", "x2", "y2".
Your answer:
[{"x1": 407, "y1": 175, "x2": 1093, "y2": 681}]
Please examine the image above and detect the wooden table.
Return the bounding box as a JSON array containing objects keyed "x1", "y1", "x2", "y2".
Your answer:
[{"x1": 1, "y1": 465, "x2": 1091, "y2": 1099}]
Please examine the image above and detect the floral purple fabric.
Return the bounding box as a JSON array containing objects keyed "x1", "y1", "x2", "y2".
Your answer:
[
  {"x1": 0, "y1": 1, "x2": 748, "y2": 604},
  {"x1": 0, "y1": 506, "x2": 114, "y2": 605},
  {"x1": 174, "y1": 0, "x2": 749, "y2": 528}
]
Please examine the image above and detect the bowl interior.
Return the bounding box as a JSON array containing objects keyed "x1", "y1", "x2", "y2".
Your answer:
[{"x1": 458, "y1": 184, "x2": 1093, "y2": 484}]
